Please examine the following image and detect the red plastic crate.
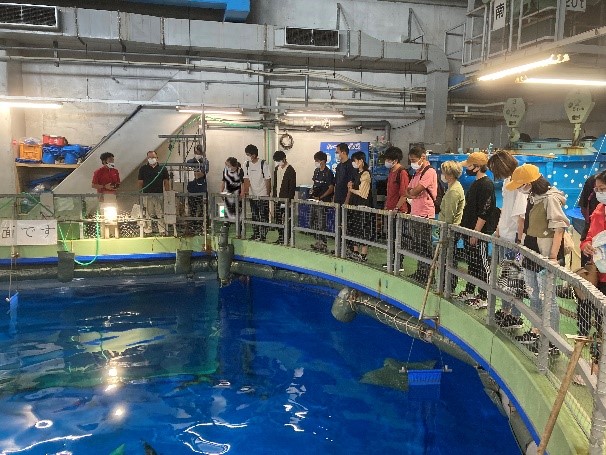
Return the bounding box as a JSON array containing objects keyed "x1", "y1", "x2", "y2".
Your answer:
[
  {"x1": 42, "y1": 134, "x2": 67, "y2": 146},
  {"x1": 19, "y1": 143, "x2": 42, "y2": 161}
]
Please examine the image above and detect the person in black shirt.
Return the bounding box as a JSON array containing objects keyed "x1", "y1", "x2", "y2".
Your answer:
[
  {"x1": 333, "y1": 143, "x2": 357, "y2": 205},
  {"x1": 186, "y1": 144, "x2": 209, "y2": 230},
  {"x1": 272, "y1": 150, "x2": 297, "y2": 244},
  {"x1": 333, "y1": 143, "x2": 358, "y2": 254},
  {"x1": 310, "y1": 151, "x2": 335, "y2": 251},
  {"x1": 457, "y1": 152, "x2": 497, "y2": 308},
  {"x1": 137, "y1": 150, "x2": 170, "y2": 236}
]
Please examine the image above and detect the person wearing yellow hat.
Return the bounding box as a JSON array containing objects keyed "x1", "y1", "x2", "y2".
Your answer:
[
  {"x1": 506, "y1": 164, "x2": 569, "y2": 348},
  {"x1": 456, "y1": 152, "x2": 499, "y2": 309}
]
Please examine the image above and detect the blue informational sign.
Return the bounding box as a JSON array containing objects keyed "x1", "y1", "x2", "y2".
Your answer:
[{"x1": 320, "y1": 142, "x2": 369, "y2": 174}]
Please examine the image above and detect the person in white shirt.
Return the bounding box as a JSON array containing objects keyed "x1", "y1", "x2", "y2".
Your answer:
[
  {"x1": 242, "y1": 144, "x2": 271, "y2": 241},
  {"x1": 488, "y1": 151, "x2": 528, "y2": 329}
]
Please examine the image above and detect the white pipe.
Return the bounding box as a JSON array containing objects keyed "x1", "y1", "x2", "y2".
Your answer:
[{"x1": 276, "y1": 97, "x2": 505, "y2": 109}]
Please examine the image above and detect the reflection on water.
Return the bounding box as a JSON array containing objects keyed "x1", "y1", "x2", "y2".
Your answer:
[
  {"x1": 0, "y1": 279, "x2": 221, "y2": 396},
  {"x1": 0, "y1": 275, "x2": 520, "y2": 455}
]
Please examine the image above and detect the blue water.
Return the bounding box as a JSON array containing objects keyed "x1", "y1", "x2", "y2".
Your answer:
[{"x1": 0, "y1": 276, "x2": 520, "y2": 454}]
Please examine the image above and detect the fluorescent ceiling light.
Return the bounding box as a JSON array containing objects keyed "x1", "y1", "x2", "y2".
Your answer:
[
  {"x1": 285, "y1": 110, "x2": 344, "y2": 119},
  {"x1": 0, "y1": 101, "x2": 63, "y2": 109},
  {"x1": 176, "y1": 106, "x2": 243, "y2": 115},
  {"x1": 477, "y1": 54, "x2": 570, "y2": 81},
  {"x1": 516, "y1": 76, "x2": 606, "y2": 87}
]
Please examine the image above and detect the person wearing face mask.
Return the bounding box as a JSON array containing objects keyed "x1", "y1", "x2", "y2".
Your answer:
[
  {"x1": 405, "y1": 145, "x2": 438, "y2": 283},
  {"x1": 271, "y1": 150, "x2": 296, "y2": 244},
  {"x1": 186, "y1": 144, "x2": 210, "y2": 231},
  {"x1": 310, "y1": 151, "x2": 335, "y2": 252},
  {"x1": 457, "y1": 152, "x2": 498, "y2": 309},
  {"x1": 92, "y1": 152, "x2": 120, "y2": 197},
  {"x1": 221, "y1": 157, "x2": 244, "y2": 221},
  {"x1": 487, "y1": 151, "x2": 527, "y2": 328},
  {"x1": 346, "y1": 151, "x2": 373, "y2": 262},
  {"x1": 438, "y1": 160, "x2": 465, "y2": 292},
  {"x1": 506, "y1": 164, "x2": 568, "y2": 349},
  {"x1": 138, "y1": 150, "x2": 170, "y2": 236},
  {"x1": 384, "y1": 147, "x2": 410, "y2": 214},
  {"x1": 577, "y1": 171, "x2": 606, "y2": 362},
  {"x1": 334, "y1": 143, "x2": 358, "y2": 255},
  {"x1": 242, "y1": 144, "x2": 271, "y2": 241}
]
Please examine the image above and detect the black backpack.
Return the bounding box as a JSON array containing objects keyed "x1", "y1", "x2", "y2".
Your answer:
[
  {"x1": 245, "y1": 159, "x2": 266, "y2": 178},
  {"x1": 417, "y1": 165, "x2": 444, "y2": 214}
]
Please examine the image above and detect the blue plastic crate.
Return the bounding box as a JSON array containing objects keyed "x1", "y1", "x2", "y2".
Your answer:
[{"x1": 407, "y1": 369, "x2": 443, "y2": 386}]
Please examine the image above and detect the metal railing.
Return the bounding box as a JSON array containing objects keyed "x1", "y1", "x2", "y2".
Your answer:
[{"x1": 3, "y1": 192, "x2": 606, "y2": 451}]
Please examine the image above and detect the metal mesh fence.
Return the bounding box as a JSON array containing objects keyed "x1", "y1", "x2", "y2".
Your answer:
[
  {"x1": 395, "y1": 214, "x2": 445, "y2": 292},
  {"x1": 341, "y1": 205, "x2": 391, "y2": 269},
  {"x1": 291, "y1": 199, "x2": 338, "y2": 255}
]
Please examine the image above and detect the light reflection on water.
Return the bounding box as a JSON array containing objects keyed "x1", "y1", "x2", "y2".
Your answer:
[{"x1": 0, "y1": 276, "x2": 520, "y2": 454}]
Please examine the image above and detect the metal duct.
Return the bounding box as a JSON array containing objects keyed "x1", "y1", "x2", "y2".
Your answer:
[
  {"x1": 1, "y1": 7, "x2": 449, "y2": 149},
  {"x1": 124, "y1": 0, "x2": 250, "y2": 22}
]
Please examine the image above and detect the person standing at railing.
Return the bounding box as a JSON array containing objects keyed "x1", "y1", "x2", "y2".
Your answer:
[
  {"x1": 438, "y1": 160, "x2": 465, "y2": 291},
  {"x1": 488, "y1": 151, "x2": 527, "y2": 329},
  {"x1": 382, "y1": 146, "x2": 410, "y2": 271},
  {"x1": 457, "y1": 152, "x2": 498, "y2": 309},
  {"x1": 506, "y1": 164, "x2": 568, "y2": 347},
  {"x1": 272, "y1": 150, "x2": 296, "y2": 244},
  {"x1": 578, "y1": 170, "x2": 606, "y2": 349},
  {"x1": 347, "y1": 151, "x2": 373, "y2": 262},
  {"x1": 334, "y1": 143, "x2": 358, "y2": 255},
  {"x1": 186, "y1": 144, "x2": 209, "y2": 231},
  {"x1": 405, "y1": 145, "x2": 438, "y2": 283},
  {"x1": 221, "y1": 157, "x2": 244, "y2": 221},
  {"x1": 92, "y1": 152, "x2": 120, "y2": 197},
  {"x1": 242, "y1": 144, "x2": 271, "y2": 242},
  {"x1": 310, "y1": 151, "x2": 334, "y2": 252},
  {"x1": 579, "y1": 173, "x2": 600, "y2": 267},
  {"x1": 137, "y1": 150, "x2": 169, "y2": 236}
]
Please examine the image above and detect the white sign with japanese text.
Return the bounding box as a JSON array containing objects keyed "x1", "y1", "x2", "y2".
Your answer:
[
  {"x1": 566, "y1": 0, "x2": 586, "y2": 12},
  {"x1": 492, "y1": 1, "x2": 507, "y2": 31},
  {"x1": 0, "y1": 220, "x2": 15, "y2": 246},
  {"x1": 15, "y1": 220, "x2": 58, "y2": 245}
]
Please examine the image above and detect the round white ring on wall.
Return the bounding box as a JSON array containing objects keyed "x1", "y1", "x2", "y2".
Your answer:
[{"x1": 279, "y1": 133, "x2": 294, "y2": 150}]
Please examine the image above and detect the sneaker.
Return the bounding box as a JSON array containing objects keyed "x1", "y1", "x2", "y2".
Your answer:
[
  {"x1": 455, "y1": 291, "x2": 476, "y2": 302},
  {"x1": 549, "y1": 343, "x2": 560, "y2": 356},
  {"x1": 498, "y1": 314, "x2": 524, "y2": 329},
  {"x1": 468, "y1": 297, "x2": 488, "y2": 310},
  {"x1": 515, "y1": 331, "x2": 539, "y2": 345},
  {"x1": 311, "y1": 242, "x2": 328, "y2": 252},
  {"x1": 345, "y1": 250, "x2": 358, "y2": 259},
  {"x1": 248, "y1": 235, "x2": 260, "y2": 241}
]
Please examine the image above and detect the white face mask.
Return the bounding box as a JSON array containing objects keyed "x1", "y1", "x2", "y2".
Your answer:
[
  {"x1": 384, "y1": 160, "x2": 394, "y2": 169},
  {"x1": 596, "y1": 191, "x2": 606, "y2": 204},
  {"x1": 106, "y1": 163, "x2": 115, "y2": 169},
  {"x1": 315, "y1": 162, "x2": 321, "y2": 169},
  {"x1": 351, "y1": 161, "x2": 359, "y2": 169},
  {"x1": 519, "y1": 184, "x2": 531, "y2": 194},
  {"x1": 194, "y1": 154, "x2": 203, "y2": 160},
  {"x1": 410, "y1": 162, "x2": 421, "y2": 171},
  {"x1": 275, "y1": 161, "x2": 284, "y2": 167},
  {"x1": 440, "y1": 174, "x2": 448, "y2": 184},
  {"x1": 148, "y1": 158, "x2": 157, "y2": 166}
]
